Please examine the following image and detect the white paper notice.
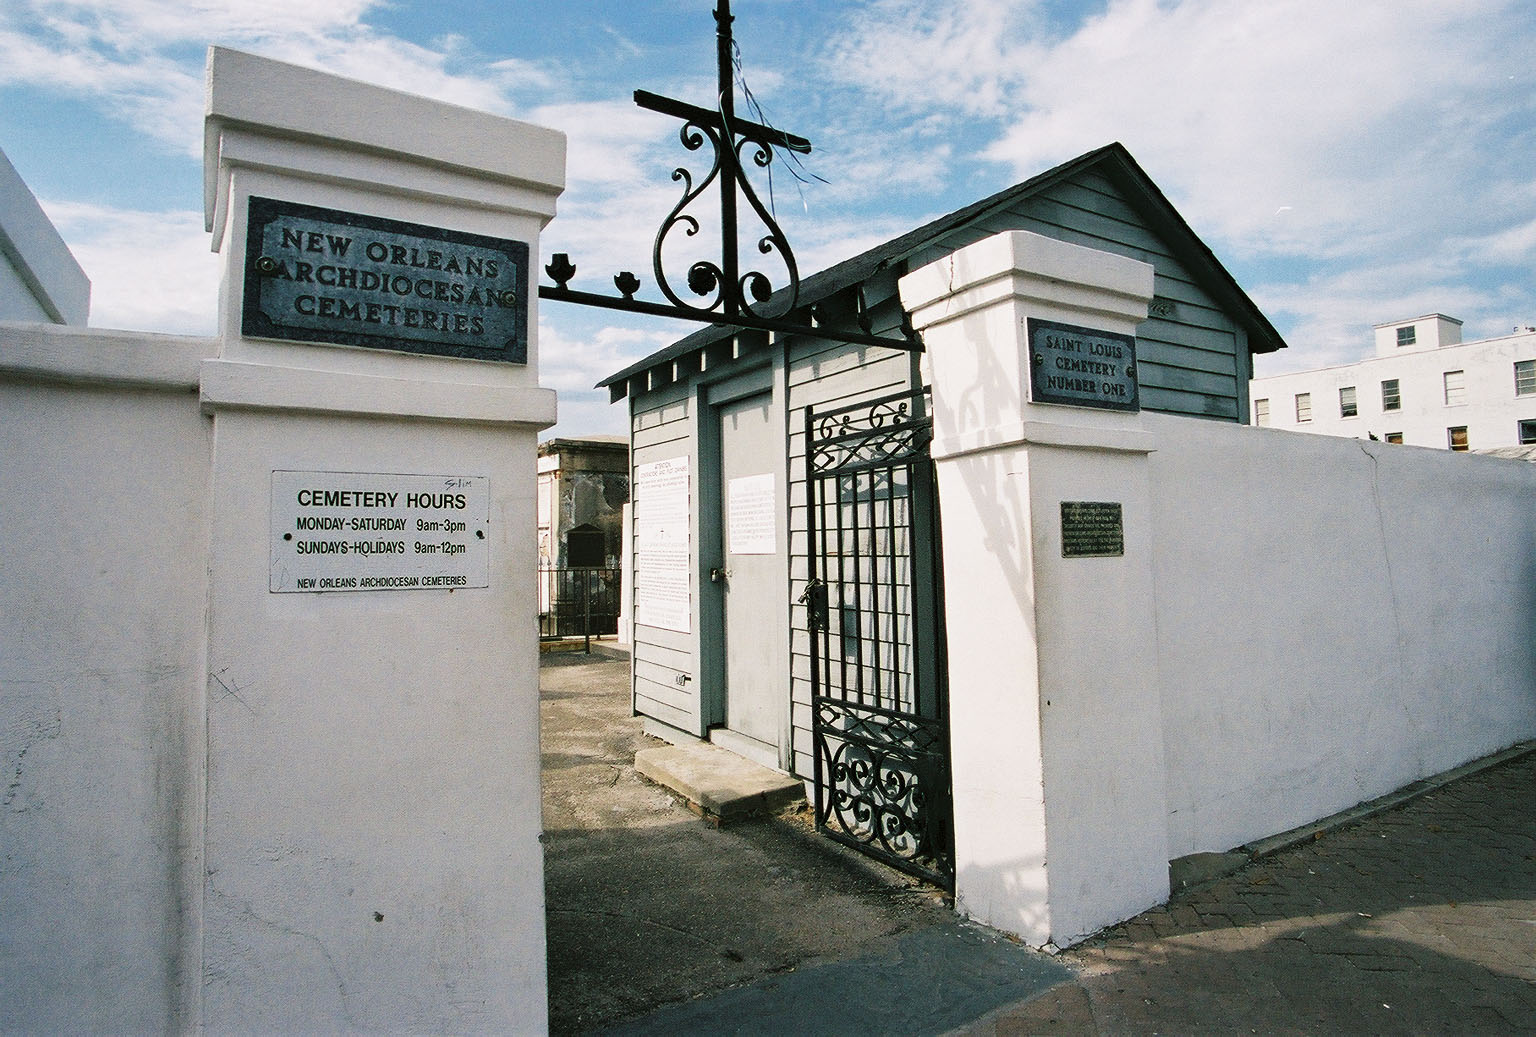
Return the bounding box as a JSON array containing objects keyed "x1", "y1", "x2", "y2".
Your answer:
[
  {"x1": 634, "y1": 456, "x2": 691, "y2": 633},
  {"x1": 727, "y1": 473, "x2": 775, "y2": 555}
]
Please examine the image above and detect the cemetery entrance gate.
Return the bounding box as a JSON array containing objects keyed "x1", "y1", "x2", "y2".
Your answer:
[{"x1": 803, "y1": 389, "x2": 953, "y2": 890}]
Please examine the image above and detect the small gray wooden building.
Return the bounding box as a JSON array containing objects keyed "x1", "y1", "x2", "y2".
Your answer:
[{"x1": 600, "y1": 142, "x2": 1284, "y2": 878}]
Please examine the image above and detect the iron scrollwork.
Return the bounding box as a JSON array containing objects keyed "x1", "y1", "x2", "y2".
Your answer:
[
  {"x1": 815, "y1": 700, "x2": 953, "y2": 886},
  {"x1": 650, "y1": 109, "x2": 804, "y2": 322},
  {"x1": 535, "y1": 1, "x2": 920, "y2": 353},
  {"x1": 809, "y1": 390, "x2": 934, "y2": 474}
]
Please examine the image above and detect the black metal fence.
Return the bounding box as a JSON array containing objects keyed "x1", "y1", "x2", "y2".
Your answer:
[{"x1": 538, "y1": 567, "x2": 622, "y2": 646}]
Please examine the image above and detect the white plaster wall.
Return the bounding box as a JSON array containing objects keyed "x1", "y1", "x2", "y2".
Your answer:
[
  {"x1": 1025, "y1": 443, "x2": 1169, "y2": 943},
  {"x1": 1149, "y1": 413, "x2": 1536, "y2": 857},
  {"x1": 937, "y1": 438, "x2": 1173, "y2": 948},
  {"x1": 907, "y1": 230, "x2": 1168, "y2": 948},
  {"x1": 909, "y1": 225, "x2": 1536, "y2": 951},
  {"x1": 1372, "y1": 315, "x2": 1461, "y2": 357},
  {"x1": 934, "y1": 447, "x2": 1050, "y2": 942},
  {"x1": 3, "y1": 49, "x2": 559, "y2": 1033},
  {"x1": 0, "y1": 146, "x2": 90, "y2": 325},
  {"x1": 0, "y1": 254, "x2": 52, "y2": 323},
  {"x1": 200, "y1": 406, "x2": 547, "y2": 1032},
  {"x1": 0, "y1": 324, "x2": 213, "y2": 1033},
  {"x1": 194, "y1": 49, "x2": 559, "y2": 1030}
]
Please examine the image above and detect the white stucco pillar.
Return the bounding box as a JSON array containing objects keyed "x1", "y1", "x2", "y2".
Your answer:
[
  {"x1": 198, "y1": 49, "x2": 561, "y2": 1031},
  {"x1": 900, "y1": 231, "x2": 1169, "y2": 948}
]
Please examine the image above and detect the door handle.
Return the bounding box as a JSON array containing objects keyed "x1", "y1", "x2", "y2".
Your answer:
[
  {"x1": 710, "y1": 567, "x2": 732, "y2": 583},
  {"x1": 798, "y1": 577, "x2": 828, "y2": 631}
]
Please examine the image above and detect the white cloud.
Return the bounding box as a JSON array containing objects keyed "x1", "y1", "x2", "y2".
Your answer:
[
  {"x1": 535, "y1": 318, "x2": 682, "y2": 438},
  {"x1": 0, "y1": 0, "x2": 555, "y2": 158},
  {"x1": 532, "y1": 97, "x2": 851, "y2": 308},
  {"x1": 822, "y1": 0, "x2": 1040, "y2": 119},
  {"x1": 1251, "y1": 256, "x2": 1517, "y2": 375},
  {"x1": 1446, "y1": 215, "x2": 1536, "y2": 267},
  {"x1": 532, "y1": 100, "x2": 677, "y2": 190},
  {"x1": 0, "y1": 23, "x2": 205, "y2": 148},
  {"x1": 825, "y1": 0, "x2": 1536, "y2": 367},
  {"x1": 28, "y1": 0, "x2": 374, "y2": 44},
  {"x1": 249, "y1": 36, "x2": 547, "y2": 119},
  {"x1": 43, "y1": 199, "x2": 220, "y2": 335},
  {"x1": 538, "y1": 320, "x2": 679, "y2": 395},
  {"x1": 979, "y1": 0, "x2": 1536, "y2": 254},
  {"x1": 18, "y1": 0, "x2": 1536, "y2": 384}
]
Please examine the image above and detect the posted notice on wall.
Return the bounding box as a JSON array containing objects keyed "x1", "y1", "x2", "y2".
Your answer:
[
  {"x1": 270, "y1": 470, "x2": 490, "y2": 592},
  {"x1": 633, "y1": 456, "x2": 691, "y2": 633},
  {"x1": 727, "y1": 473, "x2": 776, "y2": 555}
]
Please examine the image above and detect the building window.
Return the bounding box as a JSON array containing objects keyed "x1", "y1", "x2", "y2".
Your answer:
[
  {"x1": 1397, "y1": 326, "x2": 1416, "y2": 347},
  {"x1": 1443, "y1": 370, "x2": 1466, "y2": 406},
  {"x1": 1254, "y1": 398, "x2": 1270, "y2": 426},
  {"x1": 1517, "y1": 359, "x2": 1536, "y2": 397},
  {"x1": 1381, "y1": 378, "x2": 1401, "y2": 411},
  {"x1": 1385, "y1": 432, "x2": 1403, "y2": 444},
  {"x1": 1520, "y1": 420, "x2": 1536, "y2": 445},
  {"x1": 1448, "y1": 426, "x2": 1469, "y2": 451},
  {"x1": 1295, "y1": 393, "x2": 1312, "y2": 423},
  {"x1": 1339, "y1": 386, "x2": 1357, "y2": 417}
]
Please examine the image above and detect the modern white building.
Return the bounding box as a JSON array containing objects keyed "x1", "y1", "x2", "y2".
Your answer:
[{"x1": 1249, "y1": 314, "x2": 1536, "y2": 451}]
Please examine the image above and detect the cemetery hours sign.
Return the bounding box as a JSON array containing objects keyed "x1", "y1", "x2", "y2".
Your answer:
[
  {"x1": 270, "y1": 471, "x2": 490, "y2": 592},
  {"x1": 243, "y1": 197, "x2": 529, "y2": 364},
  {"x1": 1027, "y1": 318, "x2": 1139, "y2": 412}
]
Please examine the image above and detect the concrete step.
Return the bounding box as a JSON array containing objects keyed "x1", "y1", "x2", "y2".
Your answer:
[{"x1": 634, "y1": 741, "x2": 804, "y2": 824}]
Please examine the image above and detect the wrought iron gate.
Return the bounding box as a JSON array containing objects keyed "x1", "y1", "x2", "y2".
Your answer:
[{"x1": 803, "y1": 388, "x2": 952, "y2": 889}]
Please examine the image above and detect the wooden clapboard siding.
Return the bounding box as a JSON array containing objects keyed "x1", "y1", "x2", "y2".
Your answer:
[
  {"x1": 783, "y1": 315, "x2": 919, "y2": 778},
  {"x1": 1002, "y1": 171, "x2": 1241, "y2": 420},
  {"x1": 608, "y1": 143, "x2": 1281, "y2": 769}
]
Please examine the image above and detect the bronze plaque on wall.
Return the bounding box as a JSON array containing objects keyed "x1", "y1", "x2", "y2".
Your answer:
[
  {"x1": 1061, "y1": 500, "x2": 1124, "y2": 558},
  {"x1": 1028, "y1": 318, "x2": 1139, "y2": 412},
  {"x1": 242, "y1": 196, "x2": 528, "y2": 364}
]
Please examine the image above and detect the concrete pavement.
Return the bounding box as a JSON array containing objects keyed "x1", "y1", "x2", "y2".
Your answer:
[
  {"x1": 970, "y1": 748, "x2": 1536, "y2": 1035},
  {"x1": 541, "y1": 646, "x2": 1536, "y2": 1034},
  {"x1": 540, "y1": 645, "x2": 1064, "y2": 1035}
]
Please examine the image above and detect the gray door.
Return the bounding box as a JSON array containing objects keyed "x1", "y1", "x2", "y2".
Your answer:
[{"x1": 717, "y1": 393, "x2": 780, "y2": 751}]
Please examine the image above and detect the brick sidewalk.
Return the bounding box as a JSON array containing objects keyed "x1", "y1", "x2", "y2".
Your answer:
[{"x1": 970, "y1": 751, "x2": 1536, "y2": 1035}]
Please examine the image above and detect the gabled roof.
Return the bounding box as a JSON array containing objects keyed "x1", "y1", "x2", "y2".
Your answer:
[{"x1": 599, "y1": 142, "x2": 1285, "y2": 395}]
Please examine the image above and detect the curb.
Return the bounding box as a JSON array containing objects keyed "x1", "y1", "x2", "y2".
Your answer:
[{"x1": 633, "y1": 743, "x2": 804, "y2": 824}]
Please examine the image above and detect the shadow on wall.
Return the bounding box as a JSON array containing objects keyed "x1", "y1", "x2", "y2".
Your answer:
[{"x1": 931, "y1": 306, "x2": 1040, "y2": 623}]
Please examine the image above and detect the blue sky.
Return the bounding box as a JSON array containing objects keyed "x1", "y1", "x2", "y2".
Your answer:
[{"x1": 4, "y1": 0, "x2": 1536, "y2": 436}]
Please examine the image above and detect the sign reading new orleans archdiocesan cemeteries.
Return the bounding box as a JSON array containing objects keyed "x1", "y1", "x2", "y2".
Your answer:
[{"x1": 243, "y1": 197, "x2": 529, "y2": 363}]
